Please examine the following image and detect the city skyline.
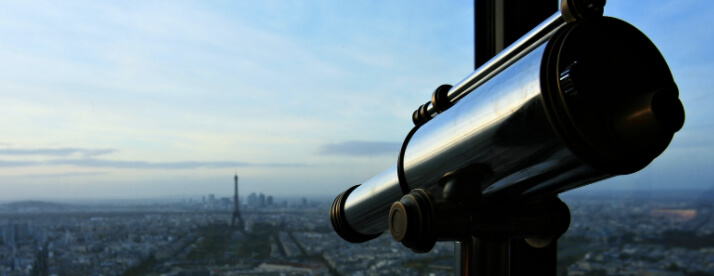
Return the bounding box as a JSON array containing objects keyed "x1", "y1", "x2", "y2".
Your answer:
[
  {"x1": 1, "y1": 189, "x2": 712, "y2": 275},
  {"x1": 0, "y1": 1, "x2": 713, "y2": 200}
]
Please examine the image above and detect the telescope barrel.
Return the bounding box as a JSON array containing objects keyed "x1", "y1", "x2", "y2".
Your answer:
[{"x1": 331, "y1": 17, "x2": 685, "y2": 243}]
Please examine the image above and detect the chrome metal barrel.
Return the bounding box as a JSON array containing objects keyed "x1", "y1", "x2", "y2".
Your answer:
[{"x1": 331, "y1": 17, "x2": 685, "y2": 242}]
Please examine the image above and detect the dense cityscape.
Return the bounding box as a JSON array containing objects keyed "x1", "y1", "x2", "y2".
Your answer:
[{"x1": 0, "y1": 189, "x2": 713, "y2": 276}]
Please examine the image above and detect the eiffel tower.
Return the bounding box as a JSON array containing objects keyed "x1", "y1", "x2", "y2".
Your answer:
[{"x1": 231, "y1": 174, "x2": 245, "y2": 231}]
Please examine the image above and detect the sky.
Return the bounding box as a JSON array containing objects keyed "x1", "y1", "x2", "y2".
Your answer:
[{"x1": 0, "y1": 1, "x2": 712, "y2": 201}]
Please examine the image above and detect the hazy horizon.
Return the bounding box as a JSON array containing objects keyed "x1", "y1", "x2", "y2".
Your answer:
[{"x1": 0, "y1": 186, "x2": 712, "y2": 205}]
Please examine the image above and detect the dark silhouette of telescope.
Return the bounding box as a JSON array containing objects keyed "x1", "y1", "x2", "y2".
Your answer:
[{"x1": 329, "y1": 1, "x2": 684, "y2": 271}]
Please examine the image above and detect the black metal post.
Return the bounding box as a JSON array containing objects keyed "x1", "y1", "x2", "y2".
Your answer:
[
  {"x1": 454, "y1": 199, "x2": 568, "y2": 276},
  {"x1": 469, "y1": 2, "x2": 558, "y2": 274},
  {"x1": 474, "y1": 0, "x2": 556, "y2": 69},
  {"x1": 510, "y1": 239, "x2": 558, "y2": 275}
]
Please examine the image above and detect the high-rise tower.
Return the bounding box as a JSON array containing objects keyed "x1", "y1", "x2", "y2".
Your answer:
[{"x1": 231, "y1": 174, "x2": 245, "y2": 230}]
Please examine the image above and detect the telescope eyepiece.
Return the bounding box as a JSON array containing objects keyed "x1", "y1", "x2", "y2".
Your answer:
[{"x1": 330, "y1": 184, "x2": 381, "y2": 243}]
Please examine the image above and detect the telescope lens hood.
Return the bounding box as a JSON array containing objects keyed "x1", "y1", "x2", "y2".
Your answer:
[
  {"x1": 542, "y1": 16, "x2": 684, "y2": 175},
  {"x1": 330, "y1": 184, "x2": 382, "y2": 243}
]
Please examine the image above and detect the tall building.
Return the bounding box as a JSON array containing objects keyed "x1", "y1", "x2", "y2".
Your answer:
[
  {"x1": 4, "y1": 222, "x2": 29, "y2": 248},
  {"x1": 248, "y1": 193, "x2": 258, "y2": 207},
  {"x1": 4, "y1": 224, "x2": 15, "y2": 247},
  {"x1": 231, "y1": 174, "x2": 245, "y2": 230}
]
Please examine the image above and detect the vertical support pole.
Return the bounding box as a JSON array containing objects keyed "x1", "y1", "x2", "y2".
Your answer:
[
  {"x1": 510, "y1": 239, "x2": 558, "y2": 275},
  {"x1": 455, "y1": 237, "x2": 478, "y2": 276},
  {"x1": 455, "y1": 239, "x2": 467, "y2": 275},
  {"x1": 474, "y1": 0, "x2": 557, "y2": 69},
  {"x1": 468, "y1": 1, "x2": 559, "y2": 275},
  {"x1": 474, "y1": 0, "x2": 498, "y2": 69},
  {"x1": 474, "y1": 239, "x2": 510, "y2": 276}
]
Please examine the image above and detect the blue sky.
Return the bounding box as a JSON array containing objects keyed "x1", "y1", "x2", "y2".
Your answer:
[{"x1": 0, "y1": 1, "x2": 711, "y2": 200}]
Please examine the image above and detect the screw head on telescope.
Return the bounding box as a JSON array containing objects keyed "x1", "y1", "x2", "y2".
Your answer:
[
  {"x1": 388, "y1": 189, "x2": 437, "y2": 253},
  {"x1": 389, "y1": 202, "x2": 409, "y2": 242}
]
